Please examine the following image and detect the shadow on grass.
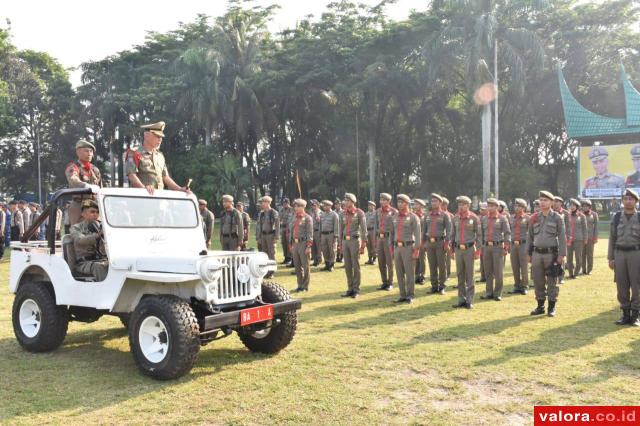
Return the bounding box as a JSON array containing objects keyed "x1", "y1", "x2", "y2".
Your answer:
[
  {"x1": 0, "y1": 322, "x2": 264, "y2": 421},
  {"x1": 474, "y1": 309, "x2": 619, "y2": 367}
]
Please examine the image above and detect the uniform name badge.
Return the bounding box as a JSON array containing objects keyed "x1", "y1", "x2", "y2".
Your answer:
[
  {"x1": 430, "y1": 237, "x2": 436, "y2": 243},
  {"x1": 346, "y1": 236, "x2": 351, "y2": 240}
]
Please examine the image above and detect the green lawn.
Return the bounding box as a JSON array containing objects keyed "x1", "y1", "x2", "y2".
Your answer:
[{"x1": 0, "y1": 237, "x2": 638, "y2": 425}]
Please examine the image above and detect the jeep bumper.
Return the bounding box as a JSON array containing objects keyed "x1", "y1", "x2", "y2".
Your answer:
[{"x1": 199, "y1": 299, "x2": 301, "y2": 332}]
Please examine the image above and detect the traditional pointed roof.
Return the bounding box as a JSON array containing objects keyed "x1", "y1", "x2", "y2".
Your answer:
[{"x1": 558, "y1": 64, "x2": 640, "y2": 139}]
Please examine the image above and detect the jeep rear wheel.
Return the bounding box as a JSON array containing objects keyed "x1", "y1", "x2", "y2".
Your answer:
[
  {"x1": 238, "y1": 281, "x2": 297, "y2": 354},
  {"x1": 12, "y1": 281, "x2": 69, "y2": 352},
  {"x1": 129, "y1": 296, "x2": 200, "y2": 380}
]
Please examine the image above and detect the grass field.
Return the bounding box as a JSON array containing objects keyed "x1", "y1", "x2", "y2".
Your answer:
[{"x1": 0, "y1": 234, "x2": 639, "y2": 425}]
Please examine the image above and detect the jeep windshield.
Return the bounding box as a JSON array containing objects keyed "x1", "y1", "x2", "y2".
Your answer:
[{"x1": 103, "y1": 195, "x2": 199, "y2": 228}]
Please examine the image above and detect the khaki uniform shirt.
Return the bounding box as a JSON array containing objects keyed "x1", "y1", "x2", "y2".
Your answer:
[
  {"x1": 451, "y1": 212, "x2": 481, "y2": 246},
  {"x1": 70, "y1": 221, "x2": 105, "y2": 260},
  {"x1": 481, "y1": 213, "x2": 511, "y2": 244},
  {"x1": 340, "y1": 208, "x2": 367, "y2": 240},
  {"x1": 525, "y1": 210, "x2": 567, "y2": 256},
  {"x1": 219, "y1": 208, "x2": 244, "y2": 241},
  {"x1": 125, "y1": 146, "x2": 168, "y2": 189},
  {"x1": 608, "y1": 211, "x2": 640, "y2": 260},
  {"x1": 320, "y1": 210, "x2": 340, "y2": 235},
  {"x1": 257, "y1": 208, "x2": 280, "y2": 238},
  {"x1": 391, "y1": 211, "x2": 421, "y2": 244},
  {"x1": 288, "y1": 213, "x2": 313, "y2": 247}
]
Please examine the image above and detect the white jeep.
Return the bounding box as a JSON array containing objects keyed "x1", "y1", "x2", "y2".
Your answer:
[{"x1": 8, "y1": 186, "x2": 300, "y2": 380}]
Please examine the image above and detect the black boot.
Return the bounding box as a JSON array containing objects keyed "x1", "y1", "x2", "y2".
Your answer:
[
  {"x1": 547, "y1": 300, "x2": 556, "y2": 317},
  {"x1": 630, "y1": 310, "x2": 640, "y2": 327},
  {"x1": 616, "y1": 309, "x2": 631, "y2": 325},
  {"x1": 328, "y1": 262, "x2": 334, "y2": 272},
  {"x1": 530, "y1": 299, "x2": 545, "y2": 315}
]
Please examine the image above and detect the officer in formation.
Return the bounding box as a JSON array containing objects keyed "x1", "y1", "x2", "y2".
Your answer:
[
  {"x1": 8, "y1": 200, "x2": 24, "y2": 241},
  {"x1": 477, "y1": 201, "x2": 488, "y2": 283},
  {"x1": 608, "y1": 188, "x2": 640, "y2": 326},
  {"x1": 70, "y1": 199, "x2": 109, "y2": 281},
  {"x1": 65, "y1": 139, "x2": 102, "y2": 226},
  {"x1": 279, "y1": 198, "x2": 294, "y2": 266},
  {"x1": 126, "y1": 122, "x2": 190, "y2": 195},
  {"x1": 28, "y1": 202, "x2": 41, "y2": 240},
  {"x1": 581, "y1": 199, "x2": 598, "y2": 275},
  {"x1": 339, "y1": 193, "x2": 367, "y2": 298},
  {"x1": 256, "y1": 196, "x2": 279, "y2": 277},
  {"x1": 450, "y1": 196, "x2": 481, "y2": 309},
  {"x1": 18, "y1": 200, "x2": 31, "y2": 234},
  {"x1": 310, "y1": 200, "x2": 323, "y2": 267},
  {"x1": 565, "y1": 198, "x2": 588, "y2": 279},
  {"x1": 236, "y1": 201, "x2": 250, "y2": 251},
  {"x1": 375, "y1": 193, "x2": 397, "y2": 291},
  {"x1": 289, "y1": 199, "x2": 313, "y2": 292},
  {"x1": 334, "y1": 199, "x2": 344, "y2": 263},
  {"x1": 392, "y1": 194, "x2": 421, "y2": 304},
  {"x1": 423, "y1": 193, "x2": 451, "y2": 294},
  {"x1": 508, "y1": 198, "x2": 530, "y2": 295},
  {"x1": 552, "y1": 196, "x2": 570, "y2": 284},
  {"x1": 480, "y1": 198, "x2": 511, "y2": 301},
  {"x1": 319, "y1": 199, "x2": 340, "y2": 271},
  {"x1": 527, "y1": 191, "x2": 567, "y2": 317},
  {"x1": 413, "y1": 198, "x2": 427, "y2": 285},
  {"x1": 365, "y1": 201, "x2": 377, "y2": 265},
  {"x1": 219, "y1": 195, "x2": 244, "y2": 251},
  {"x1": 198, "y1": 199, "x2": 215, "y2": 249},
  {"x1": 441, "y1": 197, "x2": 453, "y2": 279}
]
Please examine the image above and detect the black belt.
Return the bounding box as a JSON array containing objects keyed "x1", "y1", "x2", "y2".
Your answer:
[
  {"x1": 485, "y1": 241, "x2": 504, "y2": 246},
  {"x1": 261, "y1": 230, "x2": 276, "y2": 235},
  {"x1": 394, "y1": 241, "x2": 415, "y2": 247},
  {"x1": 222, "y1": 233, "x2": 238, "y2": 238},
  {"x1": 534, "y1": 247, "x2": 557, "y2": 254},
  {"x1": 343, "y1": 235, "x2": 359, "y2": 240},
  {"x1": 512, "y1": 240, "x2": 527, "y2": 245},
  {"x1": 615, "y1": 245, "x2": 640, "y2": 252},
  {"x1": 321, "y1": 231, "x2": 334, "y2": 235},
  {"x1": 367, "y1": 227, "x2": 374, "y2": 231},
  {"x1": 378, "y1": 232, "x2": 390, "y2": 237},
  {"x1": 292, "y1": 237, "x2": 309, "y2": 243},
  {"x1": 426, "y1": 236, "x2": 444, "y2": 242},
  {"x1": 456, "y1": 242, "x2": 475, "y2": 250}
]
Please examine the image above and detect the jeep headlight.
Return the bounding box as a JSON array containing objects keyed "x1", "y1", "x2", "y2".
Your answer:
[
  {"x1": 248, "y1": 253, "x2": 275, "y2": 278},
  {"x1": 199, "y1": 259, "x2": 226, "y2": 283}
]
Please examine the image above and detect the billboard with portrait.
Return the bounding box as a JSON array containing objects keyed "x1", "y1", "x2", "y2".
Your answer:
[{"x1": 579, "y1": 143, "x2": 640, "y2": 199}]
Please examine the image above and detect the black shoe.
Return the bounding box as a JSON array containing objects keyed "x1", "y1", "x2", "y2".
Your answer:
[
  {"x1": 465, "y1": 303, "x2": 474, "y2": 309},
  {"x1": 351, "y1": 292, "x2": 360, "y2": 299},
  {"x1": 328, "y1": 263, "x2": 334, "y2": 272},
  {"x1": 429, "y1": 287, "x2": 438, "y2": 294},
  {"x1": 341, "y1": 291, "x2": 353, "y2": 297},
  {"x1": 312, "y1": 261, "x2": 319, "y2": 267},
  {"x1": 530, "y1": 299, "x2": 545, "y2": 315},
  {"x1": 507, "y1": 289, "x2": 520, "y2": 294},
  {"x1": 385, "y1": 285, "x2": 393, "y2": 291},
  {"x1": 547, "y1": 301, "x2": 556, "y2": 317},
  {"x1": 615, "y1": 309, "x2": 631, "y2": 325},
  {"x1": 438, "y1": 287, "x2": 446, "y2": 295},
  {"x1": 405, "y1": 297, "x2": 414, "y2": 304},
  {"x1": 394, "y1": 298, "x2": 406, "y2": 303},
  {"x1": 377, "y1": 284, "x2": 389, "y2": 291},
  {"x1": 559, "y1": 279, "x2": 565, "y2": 284},
  {"x1": 292, "y1": 287, "x2": 303, "y2": 293},
  {"x1": 453, "y1": 302, "x2": 466, "y2": 308},
  {"x1": 494, "y1": 296, "x2": 502, "y2": 301},
  {"x1": 630, "y1": 310, "x2": 640, "y2": 327},
  {"x1": 480, "y1": 294, "x2": 494, "y2": 300}
]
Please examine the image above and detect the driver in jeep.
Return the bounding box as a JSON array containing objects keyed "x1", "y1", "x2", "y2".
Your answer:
[{"x1": 70, "y1": 199, "x2": 108, "y2": 281}]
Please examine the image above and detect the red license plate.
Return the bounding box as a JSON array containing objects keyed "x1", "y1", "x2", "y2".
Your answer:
[{"x1": 240, "y1": 305, "x2": 274, "y2": 326}]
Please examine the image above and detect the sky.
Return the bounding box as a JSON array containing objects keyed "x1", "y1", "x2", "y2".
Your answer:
[{"x1": 1, "y1": 0, "x2": 430, "y2": 86}]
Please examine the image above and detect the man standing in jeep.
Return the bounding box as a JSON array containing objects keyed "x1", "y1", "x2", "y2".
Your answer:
[
  {"x1": 65, "y1": 139, "x2": 102, "y2": 226},
  {"x1": 126, "y1": 121, "x2": 190, "y2": 195},
  {"x1": 70, "y1": 200, "x2": 108, "y2": 281}
]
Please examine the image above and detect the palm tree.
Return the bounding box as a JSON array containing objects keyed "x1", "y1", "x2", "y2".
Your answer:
[{"x1": 424, "y1": 0, "x2": 546, "y2": 198}]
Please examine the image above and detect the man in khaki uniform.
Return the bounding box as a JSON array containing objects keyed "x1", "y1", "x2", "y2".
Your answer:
[
  {"x1": 442, "y1": 197, "x2": 454, "y2": 279},
  {"x1": 279, "y1": 198, "x2": 294, "y2": 265},
  {"x1": 423, "y1": 193, "x2": 451, "y2": 294},
  {"x1": 320, "y1": 200, "x2": 340, "y2": 271},
  {"x1": 28, "y1": 203, "x2": 41, "y2": 240},
  {"x1": 365, "y1": 201, "x2": 377, "y2": 265},
  {"x1": 583, "y1": 145, "x2": 625, "y2": 189},
  {"x1": 476, "y1": 201, "x2": 488, "y2": 283},
  {"x1": 608, "y1": 188, "x2": 640, "y2": 326},
  {"x1": 70, "y1": 200, "x2": 108, "y2": 281},
  {"x1": 581, "y1": 199, "x2": 598, "y2": 275},
  {"x1": 552, "y1": 196, "x2": 570, "y2": 284},
  {"x1": 18, "y1": 200, "x2": 31, "y2": 234},
  {"x1": 413, "y1": 199, "x2": 427, "y2": 285},
  {"x1": 566, "y1": 198, "x2": 588, "y2": 279},
  {"x1": 375, "y1": 193, "x2": 397, "y2": 291},
  {"x1": 236, "y1": 201, "x2": 250, "y2": 251},
  {"x1": 310, "y1": 200, "x2": 323, "y2": 266},
  {"x1": 256, "y1": 196, "x2": 279, "y2": 277},
  {"x1": 450, "y1": 196, "x2": 481, "y2": 309},
  {"x1": 289, "y1": 199, "x2": 313, "y2": 292},
  {"x1": 9, "y1": 201, "x2": 24, "y2": 241},
  {"x1": 339, "y1": 193, "x2": 367, "y2": 298},
  {"x1": 0, "y1": 203, "x2": 5, "y2": 259},
  {"x1": 334, "y1": 199, "x2": 344, "y2": 263},
  {"x1": 126, "y1": 121, "x2": 189, "y2": 195},
  {"x1": 508, "y1": 198, "x2": 530, "y2": 295},
  {"x1": 65, "y1": 139, "x2": 103, "y2": 226},
  {"x1": 219, "y1": 195, "x2": 244, "y2": 251},
  {"x1": 199, "y1": 199, "x2": 215, "y2": 248},
  {"x1": 392, "y1": 194, "x2": 421, "y2": 304},
  {"x1": 480, "y1": 198, "x2": 511, "y2": 301},
  {"x1": 526, "y1": 191, "x2": 567, "y2": 317}
]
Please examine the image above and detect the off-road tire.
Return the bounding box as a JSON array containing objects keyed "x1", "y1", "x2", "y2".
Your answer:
[
  {"x1": 129, "y1": 295, "x2": 200, "y2": 380},
  {"x1": 238, "y1": 281, "x2": 297, "y2": 353},
  {"x1": 12, "y1": 281, "x2": 68, "y2": 352}
]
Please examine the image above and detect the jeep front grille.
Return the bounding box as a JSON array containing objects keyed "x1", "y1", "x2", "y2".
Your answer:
[{"x1": 218, "y1": 254, "x2": 252, "y2": 301}]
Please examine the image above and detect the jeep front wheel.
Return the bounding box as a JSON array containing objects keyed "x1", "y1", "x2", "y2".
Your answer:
[
  {"x1": 12, "y1": 281, "x2": 69, "y2": 352},
  {"x1": 129, "y1": 296, "x2": 200, "y2": 380},
  {"x1": 238, "y1": 281, "x2": 297, "y2": 354}
]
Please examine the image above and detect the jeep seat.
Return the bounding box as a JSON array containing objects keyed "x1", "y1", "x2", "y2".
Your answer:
[{"x1": 62, "y1": 234, "x2": 93, "y2": 280}]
